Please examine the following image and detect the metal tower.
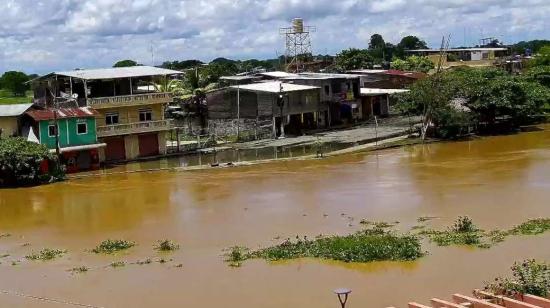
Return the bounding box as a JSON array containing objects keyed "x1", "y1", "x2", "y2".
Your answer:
[{"x1": 279, "y1": 18, "x2": 316, "y2": 73}]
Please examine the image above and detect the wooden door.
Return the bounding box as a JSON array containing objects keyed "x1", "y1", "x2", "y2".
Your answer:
[
  {"x1": 138, "y1": 133, "x2": 159, "y2": 157},
  {"x1": 105, "y1": 137, "x2": 126, "y2": 162}
]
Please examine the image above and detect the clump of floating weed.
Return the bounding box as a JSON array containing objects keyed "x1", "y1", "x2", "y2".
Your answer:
[
  {"x1": 69, "y1": 266, "x2": 89, "y2": 273},
  {"x1": 510, "y1": 219, "x2": 550, "y2": 236},
  {"x1": 224, "y1": 246, "x2": 250, "y2": 267},
  {"x1": 417, "y1": 216, "x2": 438, "y2": 223},
  {"x1": 484, "y1": 259, "x2": 550, "y2": 298},
  {"x1": 0, "y1": 254, "x2": 9, "y2": 258},
  {"x1": 92, "y1": 239, "x2": 135, "y2": 254},
  {"x1": 452, "y1": 216, "x2": 477, "y2": 233},
  {"x1": 0, "y1": 233, "x2": 11, "y2": 238},
  {"x1": 249, "y1": 228, "x2": 423, "y2": 263},
  {"x1": 25, "y1": 248, "x2": 67, "y2": 261},
  {"x1": 411, "y1": 225, "x2": 426, "y2": 231},
  {"x1": 154, "y1": 240, "x2": 180, "y2": 252},
  {"x1": 110, "y1": 261, "x2": 126, "y2": 268},
  {"x1": 136, "y1": 258, "x2": 152, "y2": 265},
  {"x1": 420, "y1": 216, "x2": 485, "y2": 248}
]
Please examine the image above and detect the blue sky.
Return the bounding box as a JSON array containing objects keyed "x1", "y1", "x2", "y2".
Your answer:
[{"x1": 1, "y1": 0, "x2": 549, "y2": 74}]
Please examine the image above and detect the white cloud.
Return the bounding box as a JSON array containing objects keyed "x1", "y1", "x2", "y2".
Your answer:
[{"x1": 0, "y1": 0, "x2": 549, "y2": 74}]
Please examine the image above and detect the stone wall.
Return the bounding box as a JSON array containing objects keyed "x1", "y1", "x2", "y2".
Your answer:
[{"x1": 207, "y1": 118, "x2": 273, "y2": 141}]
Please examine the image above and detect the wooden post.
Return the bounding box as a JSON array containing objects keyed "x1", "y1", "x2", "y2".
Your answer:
[{"x1": 69, "y1": 77, "x2": 73, "y2": 97}]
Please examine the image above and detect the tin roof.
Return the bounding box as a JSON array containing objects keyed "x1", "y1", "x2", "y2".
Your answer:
[
  {"x1": 26, "y1": 107, "x2": 99, "y2": 121},
  {"x1": 36, "y1": 66, "x2": 182, "y2": 81},
  {"x1": 0, "y1": 103, "x2": 33, "y2": 117},
  {"x1": 230, "y1": 81, "x2": 319, "y2": 93},
  {"x1": 360, "y1": 88, "x2": 409, "y2": 96},
  {"x1": 407, "y1": 47, "x2": 508, "y2": 52},
  {"x1": 258, "y1": 71, "x2": 300, "y2": 78}
]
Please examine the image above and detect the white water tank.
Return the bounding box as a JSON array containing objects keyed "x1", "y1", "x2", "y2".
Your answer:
[{"x1": 293, "y1": 18, "x2": 304, "y2": 33}]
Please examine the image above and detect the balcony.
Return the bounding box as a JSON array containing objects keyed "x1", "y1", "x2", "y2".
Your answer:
[
  {"x1": 87, "y1": 92, "x2": 173, "y2": 109},
  {"x1": 97, "y1": 120, "x2": 174, "y2": 137}
]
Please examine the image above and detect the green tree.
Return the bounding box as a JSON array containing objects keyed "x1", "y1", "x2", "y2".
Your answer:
[
  {"x1": 369, "y1": 34, "x2": 386, "y2": 50},
  {"x1": 335, "y1": 48, "x2": 373, "y2": 71},
  {"x1": 391, "y1": 56, "x2": 434, "y2": 73},
  {"x1": 113, "y1": 60, "x2": 139, "y2": 67},
  {"x1": 0, "y1": 71, "x2": 29, "y2": 96},
  {"x1": 398, "y1": 36, "x2": 429, "y2": 50},
  {"x1": 532, "y1": 45, "x2": 550, "y2": 67}
]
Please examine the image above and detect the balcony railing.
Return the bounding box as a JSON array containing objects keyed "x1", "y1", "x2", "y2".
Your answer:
[
  {"x1": 97, "y1": 120, "x2": 174, "y2": 137},
  {"x1": 87, "y1": 92, "x2": 173, "y2": 109}
]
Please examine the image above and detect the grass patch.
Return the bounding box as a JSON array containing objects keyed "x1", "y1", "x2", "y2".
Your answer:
[
  {"x1": 484, "y1": 259, "x2": 550, "y2": 298},
  {"x1": 69, "y1": 266, "x2": 89, "y2": 273},
  {"x1": 92, "y1": 239, "x2": 135, "y2": 254},
  {"x1": 0, "y1": 89, "x2": 33, "y2": 105},
  {"x1": 225, "y1": 228, "x2": 424, "y2": 266},
  {"x1": 154, "y1": 240, "x2": 180, "y2": 252},
  {"x1": 25, "y1": 248, "x2": 67, "y2": 261}
]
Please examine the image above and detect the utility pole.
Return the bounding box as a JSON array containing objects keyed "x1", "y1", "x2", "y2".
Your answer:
[{"x1": 277, "y1": 83, "x2": 286, "y2": 139}]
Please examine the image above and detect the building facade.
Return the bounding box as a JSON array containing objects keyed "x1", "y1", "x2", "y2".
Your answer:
[{"x1": 32, "y1": 66, "x2": 181, "y2": 162}]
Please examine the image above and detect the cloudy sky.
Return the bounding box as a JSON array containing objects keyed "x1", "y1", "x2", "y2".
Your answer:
[{"x1": 1, "y1": 0, "x2": 549, "y2": 74}]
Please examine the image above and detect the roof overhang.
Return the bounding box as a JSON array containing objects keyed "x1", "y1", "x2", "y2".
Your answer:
[{"x1": 49, "y1": 143, "x2": 107, "y2": 153}]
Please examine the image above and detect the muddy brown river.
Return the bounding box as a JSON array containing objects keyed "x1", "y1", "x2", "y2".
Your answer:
[{"x1": 1, "y1": 127, "x2": 550, "y2": 308}]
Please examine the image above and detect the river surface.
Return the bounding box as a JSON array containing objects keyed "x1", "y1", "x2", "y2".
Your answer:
[{"x1": 1, "y1": 127, "x2": 550, "y2": 307}]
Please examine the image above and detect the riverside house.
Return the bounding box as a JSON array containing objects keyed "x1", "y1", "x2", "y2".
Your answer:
[
  {"x1": 24, "y1": 107, "x2": 105, "y2": 173},
  {"x1": 31, "y1": 66, "x2": 181, "y2": 162}
]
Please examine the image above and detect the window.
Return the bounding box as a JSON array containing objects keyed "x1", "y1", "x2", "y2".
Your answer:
[
  {"x1": 77, "y1": 122, "x2": 87, "y2": 135},
  {"x1": 139, "y1": 108, "x2": 153, "y2": 122},
  {"x1": 48, "y1": 125, "x2": 57, "y2": 137},
  {"x1": 106, "y1": 113, "x2": 119, "y2": 125},
  {"x1": 324, "y1": 85, "x2": 330, "y2": 96}
]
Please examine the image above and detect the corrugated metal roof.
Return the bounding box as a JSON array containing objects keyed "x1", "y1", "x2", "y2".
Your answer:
[
  {"x1": 0, "y1": 103, "x2": 33, "y2": 117},
  {"x1": 258, "y1": 71, "x2": 300, "y2": 78},
  {"x1": 26, "y1": 107, "x2": 99, "y2": 121},
  {"x1": 408, "y1": 47, "x2": 508, "y2": 52},
  {"x1": 47, "y1": 66, "x2": 182, "y2": 81},
  {"x1": 230, "y1": 82, "x2": 319, "y2": 93},
  {"x1": 360, "y1": 88, "x2": 409, "y2": 96}
]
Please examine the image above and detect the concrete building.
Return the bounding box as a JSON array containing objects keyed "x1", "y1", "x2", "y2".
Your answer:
[
  {"x1": 207, "y1": 81, "x2": 321, "y2": 137},
  {"x1": 407, "y1": 47, "x2": 509, "y2": 68},
  {"x1": 0, "y1": 103, "x2": 33, "y2": 137},
  {"x1": 24, "y1": 107, "x2": 105, "y2": 173},
  {"x1": 32, "y1": 66, "x2": 181, "y2": 162}
]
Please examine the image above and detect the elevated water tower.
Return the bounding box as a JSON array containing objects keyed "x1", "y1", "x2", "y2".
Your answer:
[{"x1": 279, "y1": 18, "x2": 316, "y2": 73}]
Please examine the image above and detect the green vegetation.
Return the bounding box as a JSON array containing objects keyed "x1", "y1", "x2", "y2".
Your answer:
[
  {"x1": 509, "y1": 219, "x2": 550, "y2": 235},
  {"x1": 0, "y1": 71, "x2": 30, "y2": 97},
  {"x1": 391, "y1": 56, "x2": 434, "y2": 73},
  {"x1": 0, "y1": 137, "x2": 62, "y2": 187},
  {"x1": 91, "y1": 239, "x2": 135, "y2": 254},
  {"x1": 397, "y1": 66, "x2": 550, "y2": 139},
  {"x1": 154, "y1": 240, "x2": 180, "y2": 252},
  {"x1": 0, "y1": 89, "x2": 33, "y2": 105},
  {"x1": 485, "y1": 260, "x2": 550, "y2": 297},
  {"x1": 110, "y1": 261, "x2": 126, "y2": 268},
  {"x1": 25, "y1": 248, "x2": 67, "y2": 261},
  {"x1": 136, "y1": 258, "x2": 152, "y2": 265},
  {"x1": 225, "y1": 228, "x2": 423, "y2": 266},
  {"x1": 113, "y1": 59, "x2": 139, "y2": 67},
  {"x1": 69, "y1": 266, "x2": 89, "y2": 273}
]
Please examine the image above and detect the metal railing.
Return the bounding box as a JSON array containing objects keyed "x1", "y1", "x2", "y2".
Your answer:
[
  {"x1": 97, "y1": 119, "x2": 174, "y2": 137},
  {"x1": 87, "y1": 92, "x2": 173, "y2": 108}
]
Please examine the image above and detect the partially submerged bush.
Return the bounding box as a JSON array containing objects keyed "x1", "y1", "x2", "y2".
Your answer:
[
  {"x1": 485, "y1": 260, "x2": 550, "y2": 297},
  {"x1": 510, "y1": 219, "x2": 550, "y2": 235},
  {"x1": 154, "y1": 240, "x2": 180, "y2": 252},
  {"x1": 0, "y1": 137, "x2": 62, "y2": 187},
  {"x1": 92, "y1": 239, "x2": 135, "y2": 254},
  {"x1": 25, "y1": 248, "x2": 67, "y2": 261},
  {"x1": 224, "y1": 246, "x2": 250, "y2": 267},
  {"x1": 452, "y1": 216, "x2": 477, "y2": 233}
]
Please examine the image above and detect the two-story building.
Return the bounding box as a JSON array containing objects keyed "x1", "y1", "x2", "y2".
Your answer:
[
  {"x1": 31, "y1": 66, "x2": 181, "y2": 162},
  {"x1": 24, "y1": 107, "x2": 105, "y2": 173}
]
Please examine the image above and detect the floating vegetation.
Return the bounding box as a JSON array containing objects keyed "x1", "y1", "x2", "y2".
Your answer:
[
  {"x1": 224, "y1": 246, "x2": 250, "y2": 267},
  {"x1": 136, "y1": 258, "x2": 152, "y2": 265},
  {"x1": 359, "y1": 220, "x2": 397, "y2": 229},
  {"x1": 110, "y1": 261, "x2": 126, "y2": 268},
  {"x1": 175, "y1": 264, "x2": 183, "y2": 268},
  {"x1": 0, "y1": 254, "x2": 9, "y2": 258},
  {"x1": 25, "y1": 248, "x2": 67, "y2": 261},
  {"x1": 154, "y1": 240, "x2": 180, "y2": 252},
  {"x1": 452, "y1": 216, "x2": 477, "y2": 233},
  {"x1": 509, "y1": 219, "x2": 550, "y2": 235},
  {"x1": 484, "y1": 259, "x2": 550, "y2": 298},
  {"x1": 0, "y1": 233, "x2": 11, "y2": 238},
  {"x1": 417, "y1": 216, "x2": 439, "y2": 223},
  {"x1": 69, "y1": 266, "x2": 89, "y2": 273},
  {"x1": 225, "y1": 228, "x2": 423, "y2": 266},
  {"x1": 92, "y1": 239, "x2": 135, "y2": 254}
]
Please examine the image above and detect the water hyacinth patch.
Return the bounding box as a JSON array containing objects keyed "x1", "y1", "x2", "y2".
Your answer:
[
  {"x1": 92, "y1": 239, "x2": 135, "y2": 254},
  {"x1": 154, "y1": 240, "x2": 180, "y2": 252},
  {"x1": 25, "y1": 248, "x2": 67, "y2": 261},
  {"x1": 510, "y1": 219, "x2": 550, "y2": 235}
]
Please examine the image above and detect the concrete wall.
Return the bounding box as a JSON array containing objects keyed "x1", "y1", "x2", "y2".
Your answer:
[
  {"x1": 124, "y1": 134, "x2": 140, "y2": 160},
  {"x1": 0, "y1": 117, "x2": 19, "y2": 137}
]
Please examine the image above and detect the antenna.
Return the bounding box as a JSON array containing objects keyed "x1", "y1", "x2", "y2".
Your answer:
[
  {"x1": 150, "y1": 40, "x2": 154, "y2": 66},
  {"x1": 279, "y1": 18, "x2": 316, "y2": 73}
]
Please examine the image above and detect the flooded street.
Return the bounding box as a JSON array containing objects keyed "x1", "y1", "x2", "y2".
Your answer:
[{"x1": 1, "y1": 127, "x2": 550, "y2": 308}]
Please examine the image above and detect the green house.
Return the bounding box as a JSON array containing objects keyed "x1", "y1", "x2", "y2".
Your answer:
[{"x1": 25, "y1": 107, "x2": 106, "y2": 173}]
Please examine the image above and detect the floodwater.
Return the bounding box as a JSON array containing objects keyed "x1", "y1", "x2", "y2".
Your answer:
[{"x1": 1, "y1": 127, "x2": 550, "y2": 308}]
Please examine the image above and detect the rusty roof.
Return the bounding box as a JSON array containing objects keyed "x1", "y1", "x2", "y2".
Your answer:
[{"x1": 26, "y1": 107, "x2": 99, "y2": 121}]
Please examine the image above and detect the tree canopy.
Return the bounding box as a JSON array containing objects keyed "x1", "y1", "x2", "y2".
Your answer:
[
  {"x1": 161, "y1": 60, "x2": 204, "y2": 70},
  {"x1": 0, "y1": 71, "x2": 29, "y2": 96},
  {"x1": 113, "y1": 60, "x2": 139, "y2": 67},
  {"x1": 531, "y1": 45, "x2": 550, "y2": 67},
  {"x1": 369, "y1": 34, "x2": 386, "y2": 50},
  {"x1": 391, "y1": 56, "x2": 434, "y2": 73},
  {"x1": 398, "y1": 36, "x2": 429, "y2": 50},
  {"x1": 335, "y1": 48, "x2": 373, "y2": 71}
]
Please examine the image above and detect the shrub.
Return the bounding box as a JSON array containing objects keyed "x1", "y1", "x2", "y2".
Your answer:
[
  {"x1": 452, "y1": 216, "x2": 477, "y2": 233},
  {"x1": 485, "y1": 260, "x2": 550, "y2": 297},
  {"x1": 0, "y1": 137, "x2": 62, "y2": 187},
  {"x1": 92, "y1": 239, "x2": 135, "y2": 254},
  {"x1": 154, "y1": 240, "x2": 180, "y2": 252}
]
